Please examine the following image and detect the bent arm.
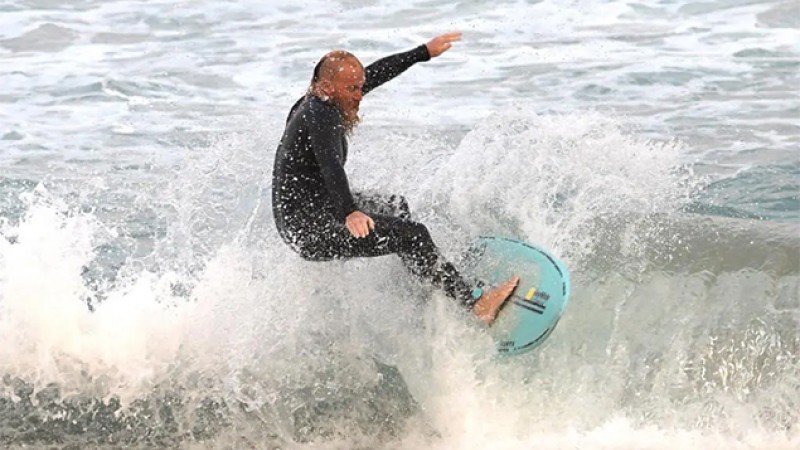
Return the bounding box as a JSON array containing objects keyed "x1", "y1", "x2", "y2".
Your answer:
[
  {"x1": 308, "y1": 113, "x2": 357, "y2": 221},
  {"x1": 362, "y1": 44, "x2": 431, "y2": 95}
]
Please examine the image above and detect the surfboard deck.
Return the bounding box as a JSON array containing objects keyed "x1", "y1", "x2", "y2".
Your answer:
[{"x1": 462, "y1": 236, "x2": 571, "y2": 356}]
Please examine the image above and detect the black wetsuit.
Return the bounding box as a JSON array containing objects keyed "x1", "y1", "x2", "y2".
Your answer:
[{"x1": 272, "y1": 44, "x2": 474, "y2": 305}]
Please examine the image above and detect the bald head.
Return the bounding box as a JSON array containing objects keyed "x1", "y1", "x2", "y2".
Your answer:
[{"x1": 311, "y1": 50, "x2": 363, "y2": 84}]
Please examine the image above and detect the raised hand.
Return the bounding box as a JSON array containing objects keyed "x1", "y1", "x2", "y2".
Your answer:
[{"x1": 426, "y1": 32, "x2": 462, "y2": 58}]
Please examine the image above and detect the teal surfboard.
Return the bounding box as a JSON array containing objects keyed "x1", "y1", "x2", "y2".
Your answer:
[{"x1": 462, "y1": 236, "x2": 571, "y2": 356}]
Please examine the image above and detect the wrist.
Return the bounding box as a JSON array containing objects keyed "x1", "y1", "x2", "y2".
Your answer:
[{"x1": 417, "y1": 44, "x2": 432, "y2": 61}]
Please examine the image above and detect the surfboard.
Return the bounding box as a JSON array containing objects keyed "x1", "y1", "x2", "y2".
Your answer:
[{"x1": 462, "y1": 236, "x2": 571, "y2": 356}]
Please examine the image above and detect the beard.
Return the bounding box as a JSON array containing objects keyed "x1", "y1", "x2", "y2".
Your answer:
[
  {"x1": 305, "y1": 89, "x2": 361, "y2": 135},
  {"x1": 342, "y1": 105, "x2": 360, "y2": 135}
]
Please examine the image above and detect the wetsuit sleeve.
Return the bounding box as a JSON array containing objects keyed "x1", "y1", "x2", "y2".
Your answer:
[
  {"x1": 308, "y1": 109, "x2": 358, "y2": 221},
  {"x1": 362, "y1": 44, "x2": 431, "y2": 95}
]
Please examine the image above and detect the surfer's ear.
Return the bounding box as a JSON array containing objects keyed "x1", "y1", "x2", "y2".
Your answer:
[
  {"x1": 317, "y1": 80, "x2": 334, "y2": 99},
  {"x1": 309, "y1": 79, "x2": 333, "y2": 100}
]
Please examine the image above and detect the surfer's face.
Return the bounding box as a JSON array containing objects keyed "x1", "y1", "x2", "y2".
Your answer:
[{"x1": 327, "y1": 60, "x2": 364, "y2": 130}]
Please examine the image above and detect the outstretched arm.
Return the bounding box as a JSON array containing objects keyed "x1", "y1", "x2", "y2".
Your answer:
[{"x1": 362, "y1": 32, "x2": 462, "y2": 95}]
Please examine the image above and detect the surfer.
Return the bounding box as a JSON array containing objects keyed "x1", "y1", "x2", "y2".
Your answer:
[{"x1": 272, "y1": 32, "x2": 518, "y2": 324}]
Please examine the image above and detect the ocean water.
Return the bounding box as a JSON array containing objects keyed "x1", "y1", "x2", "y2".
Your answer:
[{"x1": 1, "y1": 0, "x2": 798, "y2": 449}]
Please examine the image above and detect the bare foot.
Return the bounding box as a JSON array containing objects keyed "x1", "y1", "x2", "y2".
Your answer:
[{"x1": 472, "y1": 275, "x2": 520, "y2": 325}]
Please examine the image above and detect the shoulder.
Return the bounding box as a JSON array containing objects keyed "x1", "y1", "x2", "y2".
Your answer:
[
  {"x1": 307, "y1": 96, "x2": 341, "y2": 120},
  {"x1": 304, "y1": 97, "x2": 344, "y2": 135},
  {"x1": 288, "y1": 96, "x2": 341, "y2": 125}
]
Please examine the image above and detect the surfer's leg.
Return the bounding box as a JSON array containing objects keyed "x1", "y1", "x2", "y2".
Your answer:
[
  {"x1": 390, "y1": 220, "x2": 472, "y2": 302},
  {"x1": 324, "y1": 214, "x2": 474, "y2": 304},
  {"x1": 353, "y1": 192, "x2": 411, "y2": 220},
  {"x1": 295, "y1": 214, "x2": 517, "y2": 324}
]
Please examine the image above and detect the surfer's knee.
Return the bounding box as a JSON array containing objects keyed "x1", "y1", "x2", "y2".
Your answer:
[
  {"x1": 404, "y1": 221, "x2": 433, "y2": 247},
  {"x1": 394, "y1": 195, "x2": 411, "y2": 219}
]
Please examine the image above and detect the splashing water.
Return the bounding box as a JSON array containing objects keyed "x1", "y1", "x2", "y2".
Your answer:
[{"x1": 0, "y1": 110, "x2": 798, "y2": 449}]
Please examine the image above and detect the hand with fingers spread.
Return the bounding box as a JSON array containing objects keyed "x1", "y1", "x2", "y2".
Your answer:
[
  {"x1": 426, "y1": 32, "x2": 462, "y2": 58},
  {"x1": 346, "y1": 210, "x2": 375, "y2": 238}
]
